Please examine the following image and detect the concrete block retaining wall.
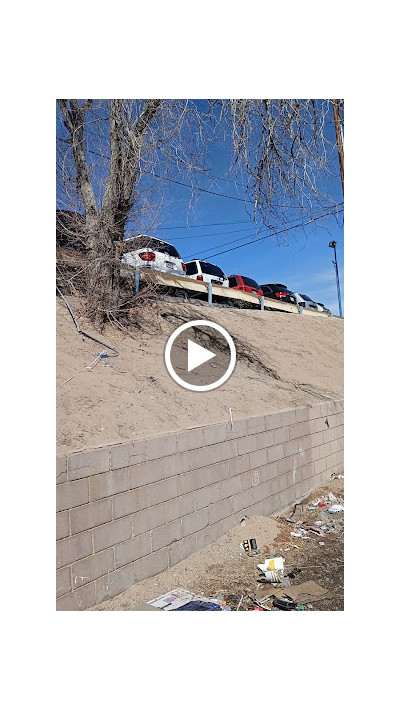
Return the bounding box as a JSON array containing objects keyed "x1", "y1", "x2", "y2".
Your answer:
[{"x1": 56, "y1": 399, "x2": 344, "y2": 610}]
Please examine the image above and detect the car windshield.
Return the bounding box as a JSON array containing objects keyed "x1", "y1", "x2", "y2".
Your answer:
[
  {"x1": 242, "y1": 277, "x2": 260, "y2": 289},
  {"x1": 123, "y1": 236, "x2": 181, "y2": 259},
  {"x1": 300, "y1": 294, "x2": 313, "y2": 301},
  {"x1": 199, "y1": 261, "x2": 225, "y2": 278}
]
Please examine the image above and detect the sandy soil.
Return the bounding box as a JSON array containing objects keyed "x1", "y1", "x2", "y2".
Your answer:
[
  {"x1": 56, "y1": 296, "x2": 343, "y2": 455},
  {"x1": 91, "y1": 477, "x2": 344, "y2": 611}
]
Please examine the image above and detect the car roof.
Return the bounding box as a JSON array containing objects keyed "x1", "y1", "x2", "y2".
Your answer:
[
  {"x1": 123, "y1": 234, "x2": 175, "y2": 248},
  {"x1": 261, "y1": 283, "x2": 287, "y2": 288},
  {"x1": 186, "y1": 259, "x2": 220, "y2": 267}
]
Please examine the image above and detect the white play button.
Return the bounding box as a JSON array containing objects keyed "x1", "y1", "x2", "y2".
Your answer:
[
  {"x1": 187, "y1": 339, "x2": 216, "y2": 372},
  {"x1": 164, "y1": 319, "x2": 237, "y2": 392}
]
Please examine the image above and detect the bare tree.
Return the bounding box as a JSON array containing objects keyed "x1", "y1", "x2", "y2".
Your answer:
[{"x1": 57, "y1": 99, "x2": 342, "y2": 326}]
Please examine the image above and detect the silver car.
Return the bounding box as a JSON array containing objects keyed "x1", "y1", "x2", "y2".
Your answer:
[{"x1": 121, "y1": 235, "x2": 186, "y2": 276}]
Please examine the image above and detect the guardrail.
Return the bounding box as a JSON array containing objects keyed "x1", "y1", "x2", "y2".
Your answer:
[{"x1": 121, "y1": 266, "x2": 331, "y2": 317}]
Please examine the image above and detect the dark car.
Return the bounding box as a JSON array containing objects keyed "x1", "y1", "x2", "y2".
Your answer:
[
  {"x1": 260, "y1": 283, "x2": 297, "y2": 304},
  {"x1": 228, "y1": 275, "x2": 263, "y2": 296}
]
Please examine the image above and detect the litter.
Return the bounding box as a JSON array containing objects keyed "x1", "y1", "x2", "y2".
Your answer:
[
  {"x1": 273, "y1": 597, "x2": 297, "y2": 611},
  {"x1": 147, "y1": 588, "x2": 230, "y2": 611},
  {"x1": 319, "y1": 542, "x2": 325, "y2": 546},
  {"x1": 241, "y1": 538, "x2": 260, "y2": 556},
  {"x1": 257, "y1": 557, "x2": 284, "y2": 572},
  {"x1": 301, "y1": 525, "x2": 326, "y2": 537},
  {"x1": 278, "y1": 580, "x2": 329, "y2": 604},
  {"x1": 328, "y1": 504, "x2": 344, "y2": 514}
]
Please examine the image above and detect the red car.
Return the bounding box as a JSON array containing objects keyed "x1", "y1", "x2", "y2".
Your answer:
[{"x1": 228, "y1": 274, "x2": 263, "y2": 296}]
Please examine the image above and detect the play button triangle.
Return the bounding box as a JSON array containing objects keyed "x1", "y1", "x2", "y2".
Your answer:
[{"x1": 187, "y1": 339, "x2": 216, "y2": 372}]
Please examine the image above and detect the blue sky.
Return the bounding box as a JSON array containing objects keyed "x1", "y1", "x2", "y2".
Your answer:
[
  {"x1": 146, "y1": 160, "x2": 344, "y2": 315},
  {"x1": 57, "y1": 100, "x2": 344, "y2": 314}
]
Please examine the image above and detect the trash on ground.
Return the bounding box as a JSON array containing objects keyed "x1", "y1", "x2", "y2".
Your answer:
[
  {"x1": 301, "y1": 524, "x2": 326, "y2": 537},
  {"x1": 241, "y1": 538, "x2": 260, "y2": 556},
  {"x1": 328, "y1": 504, "x2": 344, "y2": 513},
  {"x1": 278, "y1": 580, "x2": 329, "y2": 604},
  {"x1": 273, "y1": 597, "x2": 297, "y2": 610},
  {"x1": 147, "y1": 588, "x2": 231, "y2": 611},
  {"x1": 257, "y1": 556, "x2": 284, "y2": 572}
]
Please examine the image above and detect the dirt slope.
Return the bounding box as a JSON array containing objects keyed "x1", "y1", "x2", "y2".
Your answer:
[{"x1": 56, "y1": 297, "x2": 343, "y2": 455}]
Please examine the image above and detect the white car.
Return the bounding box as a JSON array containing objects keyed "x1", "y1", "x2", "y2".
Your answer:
[
  {"x1": 292, "y1": 292, "x2": 306, "y2": 308},
  {"x1": 121, "y1": 235, "x2": 186, "y2": 276},
  {"x1": 185, "y1": 259, "x2": 229, "y2": 287},
  {"x1": 299, "y1": 293, "x2": 324, "y2": 311}
]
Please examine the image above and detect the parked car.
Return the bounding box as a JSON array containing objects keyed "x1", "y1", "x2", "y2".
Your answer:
[
  {"x1": 317, "y1": 302, "x2": 332, "y2": 315},
  {"x1": 300, "y1": 294, "x2": 324, "y2": 312},
  {"x1": 185, "y1": 259, "x2": 229, "y2": 287},
  {"x1": 228, "y1": 275, "x2": 263, "y2": 296},
  {"x1": 121, "y1": 235, "x2": 186, "y2": 276},
  {"x1": 260, "y1": 283, "x2": 297, "y2": 304},
  {"x1": 292, "y1": 292, "x2": 306, "y2": 308}
]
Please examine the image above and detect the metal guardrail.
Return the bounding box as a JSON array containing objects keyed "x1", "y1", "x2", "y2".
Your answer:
[{"x1": 122, "y1": 266, "x2": 331, "y2": 317}]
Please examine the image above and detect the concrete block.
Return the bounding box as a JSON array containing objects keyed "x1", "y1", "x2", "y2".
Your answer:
[
  {"x1": 289, "y1": 422, "x2": 309, "y2": 440},
  {"x1": 133, "y1": 503, "x2": 166, "y2": 536},
  {"x1": 56, "y1": 582, "x2": 96, "y2": 611},
  {"x1": 129, "y1": 457, "x2": 177, "y2": 488},
  {"x1": 226, "y1": 419, "x2": 248, "y2": 439},
  {"x1": 277, "y1": 455, "x2": 294, "y2": 476},
  {"x1": 267, "y1": 444, "x2": 285, "y2": 463},
  {"x1": 56, "y1": 511, "x2": 69, "y2": 540},
  {"x1": 94, "y1": 562, "x2": 136, "y2": 605},
  {"x1": 296, "y1": 406, "x2": 310, "y2": 423},
  {"x1": 57, "y1": 530, "x2": 93, "y2": 569},
  {"x1": 181, "y1": 508, "x2": 209, "y2": 537},
  {"x1": 56, "y1": 566, "x2": 71, "y2": 598},
  {"x1": 70, "y1": 498, "x2": 113, "y2": 535},
  {"x1": 166, "y1": 492, "x2": 195, "y2": 522},
  {"x1": 112, "y1": 487, "x2": 149, "y2": 519},
  {"x1": 249, "y1": 448, "x2": 268, "y2": 469},
  {"x1": 273, "y1": 427, "x2": 290, "y2": 445},
  {"x1": 148, "y1": 476, "x2": 179, "y2": 506},
  {"x1": 259, "y1": 461, "x2": 278, "y2": 483},
  {"x1": 134, "y1": 549, "x2": 169, "y2": 582},
  {"x1": 203, "y1": 423, "x2": 227, "y2": 446},
  {"x1": 194, "y1": 483, "x2": 220, "y2": 511},
  {"x1": 311, "y1": 431, "x2": 324, "y2": 447},
  {"x1": 219, "y1": 475, "x2": 242, "y2": 499},
  {"x1": 313, "y1": 457, "x2": 327, "y2": 475},
  {"x1": 265, "y1": 493, "x2": 281, "y2": 515},
  {"x1": 92, "y1": 516, "x2": 132, "y2": 553},
  {"x1": 247, "y1": 415, "x2": 267, "y2": 435},
  {"x1": 213, "y1": 439, "x2": 239, "y2": 462},
  {"x1": 196, "y1": 520, "x2": 225, "y2": 549},
  {"x1": 208, "y1": 498, "x2": 233, "y2": 525},
  {"x1": 151, "y1": 519, "x2": 181, "y2": 552},
  {"x1": 237, "y1": 434, "x2": 258, "y2": 456},
  {"x1": 228, "y1": 453, "x2": 251, "y2": 477},
  {"x1": 231, "y1": 488, "x2": 254, "y2": 513},
  {"x1": 89, "y1": 468, "x2": 132, "y2": 502},
  {"x1": 168, "y1": 534, "x2": 197, "y2": 567},
  {"x1": 146, "y1": 433, "x2": 177, "y2": 461},
  {"x1": 180, "y1": 460, "x2": 229, "y2": 495},
  {"x1": 71, "y1": 548, "x2": 114, "y2": 589},
  {"x1": 256, "y1": 430, "x2": 275, "y2": 449},
  {"x1": 115, "y1": 532, "x2": 151, "y2": 568},
  {"x1": 280, "y1": 408, "x2": 297, "y2": 427},
  {"x1": 241, "y1": 469, "x2": 262, "y2": 490},
  {"x1": 177, "y1": 427, "x2": 204, "y2": 452},
  {"x1": 264, "y1": 411, "x2": 282, "y2": 431},
  {"x1": 56, "y1": 479, "x2": 89, "y2": 512},
  {"x1": 110, "y1": 440, "x2": 146, "y2": 470},
  {"x1": 56, "y1": 457, "x2": 67, "y2": 484},
  {"x1": 68, "y1": 447, "x2": 109, "y2": 481},
  {"x1": 279, "y1": 485, "x2": 296, "y2": 510},
  {"x1": 282, "y1": 439, "x2": 297, "y2": 458}
]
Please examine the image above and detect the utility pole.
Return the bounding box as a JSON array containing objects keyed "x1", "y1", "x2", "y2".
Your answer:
[
  {"x1": 332, "y1": 100, "x2": 344, "y2": 195},
  {"x1": 329, "y1": 240, "x2": 343, "y2": 317}
]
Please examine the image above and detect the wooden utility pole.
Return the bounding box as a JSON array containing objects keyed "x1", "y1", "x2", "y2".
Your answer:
[{"x1": 332, "y1": 100, "x2": 344, "y2": 195}]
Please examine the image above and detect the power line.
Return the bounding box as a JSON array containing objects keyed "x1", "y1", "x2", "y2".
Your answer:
[{"x1": 184, "y1": 208, "x2": 344, "y2": 260}]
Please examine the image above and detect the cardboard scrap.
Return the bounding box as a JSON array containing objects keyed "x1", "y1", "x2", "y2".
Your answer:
[{"x1": 282, "y1": 580, "x2": 329, "y2": 603}]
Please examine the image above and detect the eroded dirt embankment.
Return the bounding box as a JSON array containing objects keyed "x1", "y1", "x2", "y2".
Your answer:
[{"x1": 56, "y1": 298, "x2": 343, "y2": 455}]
